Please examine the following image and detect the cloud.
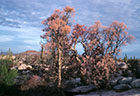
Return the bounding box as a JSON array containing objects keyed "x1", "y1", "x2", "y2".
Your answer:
[
  {"x1": 23, "y1": 39, "x2": 40, "y2": 45},
  {"x1": 0, "y1": 35, "x2": 14, "y2": 42},
  {"x1": 17, "y1": 45, "x2": 40, "y2": 52},
  {"x1": 0, "y1": 24, "x2": 42, "y2": 52},
  {"x1": 122, "y1": 41, "x2": 140, "y2": 53},
  {"x1": 0, "y1": 25, "x2": 42, "y2": 39}
]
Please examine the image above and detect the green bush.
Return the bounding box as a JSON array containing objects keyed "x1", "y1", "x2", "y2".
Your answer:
[
  {"x1": 0, "y1": 59, "x2": 18, "y2": 86},
  {"x1": 0, "y1": 59, "x2": 13, "y2": 68},
  {"x1": 0, "y1": 65, "x2": 18, "y2": 86},
  {"x1": 127, "y1": 58, "x2": 140, "y2": 78}
]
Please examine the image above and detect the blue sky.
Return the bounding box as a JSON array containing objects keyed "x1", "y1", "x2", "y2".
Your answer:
[{"x1": 0, "y1": 0, "x2": 140, "y2": 58}]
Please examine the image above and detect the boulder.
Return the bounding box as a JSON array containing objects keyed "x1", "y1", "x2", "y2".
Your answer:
[
  {"x1": 116, "y1": 62, "x2": 128, "y2": 69},
  {"x1": 118, "y1": 77, "x2": 133, "y2": 84},
  {"x1": 22, "y1": 70, "x2": 31, "y2": 74},
  {"x1": 18, "y1": 64, "x2": 27, "y2": 70},
  {"x1": 15, "y1": 75, "x2": 29, "y2": 85},
  {"x1": 127, "y1": 70, "x2": 134, "y2": 77},
  {"x1": 75, "y1": 78, "x2": 81, "y2": 83},
  {"x1": 131, "y1": 79, "x2": 140, "y2": 88},
  {"x1": 109, "y1": 76, "x2": 123, "y2": 86},
  {"x1": 66, "y1": 85, "x2": 96, "y2": 94},
  {"x1": 12, "y1": 56, "x2": 16, "y2": 60},
  {"x1": 113, "y1": 84, "x2": 132, "y2": 91},
  {"x1": 26, "y1": 65, "x2": 32, "y2": 70},
  {"x1": 18, "y1": 64, "x2": 32, "y2": 70},
  {"x1": 64, "y1": 78, "x2": 81, "y2": 89}
]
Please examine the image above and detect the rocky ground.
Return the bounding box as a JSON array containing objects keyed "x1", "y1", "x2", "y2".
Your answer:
[
  {"x1": 64, "y1": 77, "x2": 140, "y2": 96},
  {"x1": 74, "y1": 89, "x2": 140, "y2": 96}
]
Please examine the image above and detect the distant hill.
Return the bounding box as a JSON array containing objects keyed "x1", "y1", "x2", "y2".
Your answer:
[
  {"x1": 0, "y1": 50, "x2": 41, "y2": 56},
  {"x1": 0, "y1": 52, "x2": 8, "y2": 55},
  {"x1": 18, "y1": 50, "x2": 40, "y2": 56}
]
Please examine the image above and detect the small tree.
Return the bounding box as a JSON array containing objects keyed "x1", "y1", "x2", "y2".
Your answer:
[
  {"x1": 7, "y1": 48, "x2": 13, "y2": 61},
  {"x1": 41, "y1": 6, "x2": 74, "y2": 87},
  {"x1": 124, "y1": 54, "x2": 128, "y2": 63}
]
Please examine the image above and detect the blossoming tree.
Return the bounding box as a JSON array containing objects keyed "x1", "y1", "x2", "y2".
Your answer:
[{"x1": 41, "y1": 6, "x2": 74, "y2": 87}]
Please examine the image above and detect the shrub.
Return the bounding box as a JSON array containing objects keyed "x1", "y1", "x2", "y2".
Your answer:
[
  {"x1": 20, "y1": 75, "x2": 46, "y2": 91},
  {"x1": 0, "y1": 59, "x2": 13, "y2": 68},
  {"x1": 0, "y1": 59, "x2": 18, "y2": 86},
  {"x1": 127, "y1": 58, "x2": 140, "y2": 78},
  {"x1": 0, "y1": 58, "x2": 18, "y2": 96}
]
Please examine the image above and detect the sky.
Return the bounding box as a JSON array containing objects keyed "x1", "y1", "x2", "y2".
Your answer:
[{"x1": 0, "y1": 0, "x2": 140, "y2": 58}]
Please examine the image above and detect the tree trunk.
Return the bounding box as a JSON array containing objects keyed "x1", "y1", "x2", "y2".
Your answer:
[
  {"x1": 40, "y1": 45, "x2": 44, "y2": 63},
  {"x1": 58, "y1": 44, "x2": 62, "y2": 88}
]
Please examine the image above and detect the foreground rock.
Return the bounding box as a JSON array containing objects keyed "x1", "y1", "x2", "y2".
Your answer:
[
  {"x1": 64, "y1": 78, "x2": 82, "y2": 89},
  {"x1": 109, "y1": 76, "x2": 123, "y2": 86},
  {"x1": 116, "y1": 62, "x2": 128, "y2": 69},
  {"x1": 74, "y1": 89, "x2": 140, "y2": 96},
  {"x1": 66, "y1": 85, "x2": 96, "y2": 95},
  {"x1": 113, "y1": 84, "x2": 132, "y2": 91},
  {"x1": 131, "y1": 79, "x2": 140, "y2": 88},
  {"x1": 118, "y1": 77, "x2": 133, "y2": 84}
]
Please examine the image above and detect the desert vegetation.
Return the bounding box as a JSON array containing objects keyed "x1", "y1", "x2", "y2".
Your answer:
[{"x1": 0, "y1": 6, "x2": 140, "y2": 96}]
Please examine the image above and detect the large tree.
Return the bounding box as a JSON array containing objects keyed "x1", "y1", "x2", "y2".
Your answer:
[{"x1": 41, "y1": 6, "x2": 74, "y2": 87}]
